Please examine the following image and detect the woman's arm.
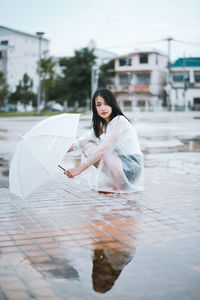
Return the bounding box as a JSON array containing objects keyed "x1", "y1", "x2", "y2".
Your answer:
[
  {"x1": 67, "y1": 144, "x2": 73, "y2": 152},
  {"x1": 72, "y1": 129, "x2": 97, "y2": 151},
  {"x1": 65, "y1": 135, "x2": 117, "y2": 178},
  {"x1": 85, "y1": 116, "x2": 128, "y2": 167},
  {"x1": 64, "y1": 163, "x2": 88, "y2": 178},
  {"x1": 64, "y1": 116, "x2": 128, "y2": 178}
]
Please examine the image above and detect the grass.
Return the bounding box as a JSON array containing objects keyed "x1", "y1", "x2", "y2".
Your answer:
[{"x1": 0, "y1": 110, "x2": 86, "y2": 117}]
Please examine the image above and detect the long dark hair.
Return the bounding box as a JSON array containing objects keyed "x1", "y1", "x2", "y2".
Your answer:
[{"x1": 92, "y1": 88, "x2": 128, "y2": 138}]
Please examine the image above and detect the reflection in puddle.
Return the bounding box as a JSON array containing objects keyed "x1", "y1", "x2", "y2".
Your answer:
[
  {"x1": 92, "y1": 247, "x2": 135, "y2": 293},
  {"x1": 0, "y1": 157, "x2": 9, "y2": 188},
  {"x1": 89, "y1": 212, "x2": 138, "y2": 294},
  {"x1": 183, "y1": 137, "x2": 200, "y2": 151},
  {"x1": 26, "y1": 215, "x2": 138, "y2": 295},
  {"x1": 38, "y1": 257, "x2": 80, "y2": 280},
  {"x1": 1, "y1": 184, "x2": 140, "y2": 298}
]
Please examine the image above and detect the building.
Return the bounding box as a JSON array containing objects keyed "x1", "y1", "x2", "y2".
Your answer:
[
  {"x1": 109, "y1": 49, "x2": 168, "y2": 111},
  {"x1": 170, "y1": 57, "x2": 200, "y2": 110},
  {"x1": 88, "y1": 39, "x2": 116, "y2": 66},
  {"x1": 0, "y1": 26, "x2": 49, "y2": 94}
]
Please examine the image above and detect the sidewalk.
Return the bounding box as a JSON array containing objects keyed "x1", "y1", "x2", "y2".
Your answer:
[{"x1": 0, "y1": 165, "x2": 200, "y2": 299}]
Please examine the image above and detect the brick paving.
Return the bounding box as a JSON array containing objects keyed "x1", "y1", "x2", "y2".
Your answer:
[{"x1": 0, "y1": 165, "x2": 200, "y2": 300}]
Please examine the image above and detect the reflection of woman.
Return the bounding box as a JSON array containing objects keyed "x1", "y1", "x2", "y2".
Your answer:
[
  {"x1": 92, "y1": 247, "x2": 135, "y2": 293},
  {"x1": 65, "y1": 88, "x2": 144, "y2": 193}
]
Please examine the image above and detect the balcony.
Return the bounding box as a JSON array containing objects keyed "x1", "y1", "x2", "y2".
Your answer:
[{"x1": 134, "y1": 84, "x2": 149, "y2": 91}]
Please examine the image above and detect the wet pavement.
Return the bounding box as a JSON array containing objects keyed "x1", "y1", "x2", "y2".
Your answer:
[{"x1": 0, "y1": 112, "x2": 200, "y2": 299}]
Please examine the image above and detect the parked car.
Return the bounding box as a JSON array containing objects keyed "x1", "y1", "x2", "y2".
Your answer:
[
  {"x1": 45, "y1": 102, "x2": 64, "y2": 112},
  {"x1": 1, "y1": 104, "x2": 17, "y2": 112}
]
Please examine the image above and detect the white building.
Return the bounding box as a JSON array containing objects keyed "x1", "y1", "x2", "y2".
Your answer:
[
  {"x1": 92, "y1": 48, "x2": 116, "y2": 97},
  {"x1": 88, "y1": 39, "x2": 116, "y2": 66},
  {"x1": 110, "y1": 49, "x2": 168, "y2": 111},
  {"x1": 170, "y1": 57, "x2": 200, "y2": 110},
  {"x1": 0, "y1": 26, "x2": 49, "y2": 93}
]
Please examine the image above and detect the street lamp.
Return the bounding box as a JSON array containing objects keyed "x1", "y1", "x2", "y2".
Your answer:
[
  {"x1": 36, "y1": 32, "x2": 45, "y2": 115},
  {"x1": 166, "y1": 36, "x2": 173, "y2": 110}
]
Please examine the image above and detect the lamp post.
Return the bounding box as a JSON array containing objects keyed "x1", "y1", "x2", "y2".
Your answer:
[
  {"x1": 36, "y1": 32, "x2": 45, "y2": 115},
  {"x1": 166, "y1": 36, "x2": 173, "y2": 110}
]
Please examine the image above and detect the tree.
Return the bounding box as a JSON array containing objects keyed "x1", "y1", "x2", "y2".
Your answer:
[
  {"x1": 9, "y1": 73, "x2": 36, "y2": 106},
  {"x1": 98, "y1": 59, "x2": 115, "y2": 89},
  {"x1": 40, "y1": 51, "x2": 57, "y2": 103},
  {"x1": 55, "y1": 47, "x2": 96, "y2": 107},
  {"x1": 0, "y1": 71, "x2": 9, "y2": 107}
]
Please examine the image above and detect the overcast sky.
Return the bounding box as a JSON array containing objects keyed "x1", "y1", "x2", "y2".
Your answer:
[{"x1": 1, "y1": 0, "x2": 200, "y2": 61}]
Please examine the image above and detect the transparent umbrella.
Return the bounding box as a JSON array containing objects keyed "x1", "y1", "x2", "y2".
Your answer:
[{"x1": 9, "y1": 113, "x2": 80, "y2": 198}]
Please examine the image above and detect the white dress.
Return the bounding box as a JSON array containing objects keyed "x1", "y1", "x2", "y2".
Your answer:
[{"x1": 72, "y1": 115, "x2": 144, "y2": 193}]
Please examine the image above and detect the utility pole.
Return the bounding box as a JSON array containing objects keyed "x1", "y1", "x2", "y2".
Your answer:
[
  {"x1": 166, "y1": 36, "x2": 173, "y2": 110},
  {"x1": 183, "y1": 53, "x2": 188, "y2": 111},
  {"x1": 36, "y1": 32, "x2": 45, "y2": 115}
]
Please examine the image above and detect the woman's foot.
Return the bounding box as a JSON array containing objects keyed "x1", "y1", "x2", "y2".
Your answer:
[{"x1": 98, "y1": 184, "x2": 120, "y2": 194}]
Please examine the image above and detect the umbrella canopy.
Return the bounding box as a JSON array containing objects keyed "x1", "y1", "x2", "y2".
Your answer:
[{"x1": 9, "y1": 113, "x2": 80, "y2": 198}]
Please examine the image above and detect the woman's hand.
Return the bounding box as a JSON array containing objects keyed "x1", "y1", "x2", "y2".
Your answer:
[
  {"x1": 64, "y1": 163, "x2": 88, "y2": 178},
  {"x1": 64, "y1": 168, "x2": 81, "y2": 178},
  {"x1": 67, "y1": 144, "x2": 73, "y2": 153}
]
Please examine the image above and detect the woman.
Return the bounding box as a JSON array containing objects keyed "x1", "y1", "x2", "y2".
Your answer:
[{"x1": 64, "y1": 88, "x2": 144, "y2": 193}]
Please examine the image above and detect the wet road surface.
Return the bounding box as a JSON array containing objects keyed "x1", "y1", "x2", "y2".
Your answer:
[{"x1": 0, "y1": 112, "x2": 200, "y2": 299}]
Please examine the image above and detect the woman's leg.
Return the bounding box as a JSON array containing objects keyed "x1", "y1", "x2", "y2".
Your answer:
[
  {"x1": 102, "y1": 153, "x2": 126, "y2": 189},
  {"x1": 83, "y1": 142, "x2": 101, "y2": 168},
  {"x1": 83, "y1": 142, "x2": 126, "y2": 189}
]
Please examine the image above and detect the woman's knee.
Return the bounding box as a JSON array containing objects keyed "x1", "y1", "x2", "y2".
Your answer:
[{"x1": 83, "y1": 142, "x2": 97, "y2": 157}]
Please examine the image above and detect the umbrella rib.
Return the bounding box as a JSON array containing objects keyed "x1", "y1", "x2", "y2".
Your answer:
[
  {"x1": 24, "y1": 140, "x2": 52, "y2": 176},
  {"x1": 16, "y1": 142, "x2": 24, "y2": 198},
  {"x1": 25, "y1": 134, "x2": 76, "y2": 139},
  {"x1": 18, "y1": 141, "x2": 50, "y2": 198}
]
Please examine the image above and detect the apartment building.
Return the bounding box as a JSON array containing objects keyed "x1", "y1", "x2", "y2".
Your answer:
[
  {"x1": 0, "y1": 26, "x2": 49, "y2": 93},
  {"x1": 109, "y1": 50, "x2": 168, "y2": 111},
  {"x1": 170, "y1": 57, "x2": 200, "y2": 110}
]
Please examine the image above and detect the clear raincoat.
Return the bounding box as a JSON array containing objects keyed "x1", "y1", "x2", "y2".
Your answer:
[{"x1": 71, "y1": 115, "x2": 144, "y2": 193}]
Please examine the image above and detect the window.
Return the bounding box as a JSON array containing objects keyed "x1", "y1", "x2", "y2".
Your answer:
[
  {"x1": 156, "y1": 55, "x2": 158, "y2": 65},
  {"x1": 0, "y1": 51, "x2": 2, "y2": 59},
  {"x1": 173, "y1": 75, "x2": 184, "y2": 82},
  {"x1": 119, "y1": 58, "x2": 132, "y2": 66},
  {"x1": 119, "y1": 74, "x2": 132, "y2": 85},
  {"x1": 173, "y1": 72, "x2": 190, "y2": 83},
  {"x1": 1, "y1": 40, "x2": 8, "y2": 45},
  {"x1": 136, "y1": 74, "x2": 150, "y2": 85},
  {"x1": 137, "y1": 100, "x2": 145, "y2": 107},
  {"x1": 139, "y1": 54, "x2": 148, "y2": 64},
  {"x1": 194, "y1": 72, "x2": 200, "y2": 83},
  {"x1": 194, "y1": 98, "x2": 200, "y2": 103}
]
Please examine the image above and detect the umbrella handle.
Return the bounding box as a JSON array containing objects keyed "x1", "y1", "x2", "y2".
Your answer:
[
  {"x1": 58, "y1": 164, "x2": 80, "y2": 185},
  {"x1": 58, "y1": 164, "x2": 66, "y2": 171}
]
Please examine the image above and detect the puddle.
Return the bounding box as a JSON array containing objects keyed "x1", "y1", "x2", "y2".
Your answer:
[
  {"x1": 145, "y1": 152, "x2": 200, "y2": 174},
  {"x1": 143, "y1": 136, "x2": 200, "y2": 154},
  {"x1": 3, "y1": 237, "x2": 199, "y2": 299},
  {"x1": 180, "y1": 136, "x2": 200, "y2": 151},
  {"x1": 0, "y1": 157, "x2": 9, "y2": 188}
]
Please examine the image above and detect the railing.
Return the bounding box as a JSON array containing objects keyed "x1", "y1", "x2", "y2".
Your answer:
[{"x1": 110, "y1": 85, "x2": 150, "y2": 92}]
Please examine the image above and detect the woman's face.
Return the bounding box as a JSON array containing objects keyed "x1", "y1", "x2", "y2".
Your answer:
[{"x1": 95, "y1": 96, "x2": 112, "y2": 123}]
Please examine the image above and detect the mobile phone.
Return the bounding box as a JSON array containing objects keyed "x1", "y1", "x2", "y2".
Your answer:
[{"x1": 58, "y1": 164, "x2": 66, "y2": 171}]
